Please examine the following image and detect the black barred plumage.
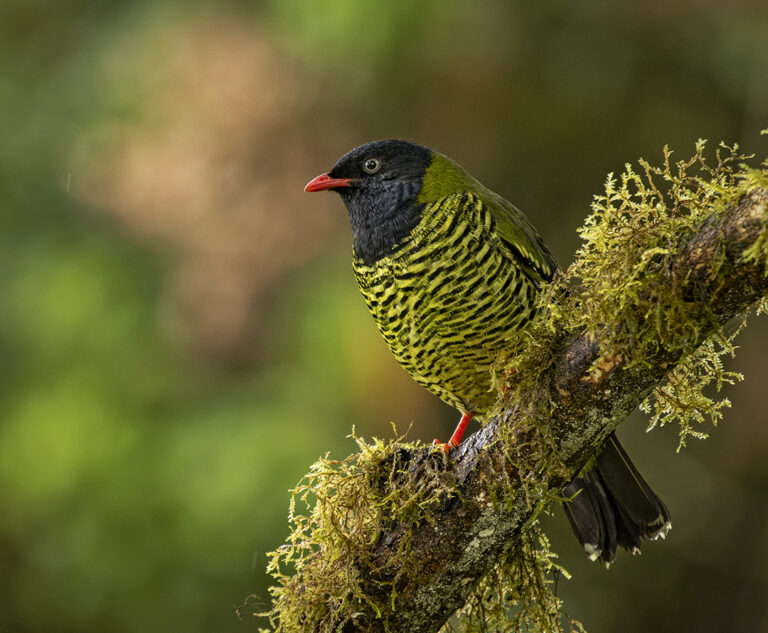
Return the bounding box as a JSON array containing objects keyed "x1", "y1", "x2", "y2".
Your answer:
[
  {"x1": 306, "y1": 139, "x2": 671, "y2": 564},
  {"x1": 353, "y1": 192, "x2": 540, "y2": 413}
]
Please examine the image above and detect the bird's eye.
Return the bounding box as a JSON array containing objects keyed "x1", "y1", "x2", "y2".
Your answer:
[{"x1": 362, "y1": 157, "x2": 381, "y2": 174}]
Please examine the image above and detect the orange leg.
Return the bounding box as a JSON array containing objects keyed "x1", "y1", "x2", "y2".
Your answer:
[{"x1": 434, "y1": 411, "x2": 475, "y2": 454}]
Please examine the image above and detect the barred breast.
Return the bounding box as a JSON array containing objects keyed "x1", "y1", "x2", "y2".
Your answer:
[{"x1": 352, "y1": 193, "x2": 540, "y2": 414}]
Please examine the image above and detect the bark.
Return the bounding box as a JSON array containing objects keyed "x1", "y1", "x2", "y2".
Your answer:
[{"x1": 340, "y1": 186, "x2": 768, "y2": 633}]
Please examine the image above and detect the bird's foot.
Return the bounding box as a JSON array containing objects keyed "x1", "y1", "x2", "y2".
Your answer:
[
  {"x1": 433, "y1": 411, "x2": 475, "y2": 455},
  {"x1": 432, "y1": 438, "x2": 459, "y2": 454}
]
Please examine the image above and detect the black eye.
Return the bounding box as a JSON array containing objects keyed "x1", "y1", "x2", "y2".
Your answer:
[{"x1": 362, "y1": 157, "x2": 381, "y2": 173}]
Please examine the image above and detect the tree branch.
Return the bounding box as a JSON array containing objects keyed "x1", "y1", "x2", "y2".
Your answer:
[{"x1": 338, "y1": 185, "x2": 768, "y2": 633}]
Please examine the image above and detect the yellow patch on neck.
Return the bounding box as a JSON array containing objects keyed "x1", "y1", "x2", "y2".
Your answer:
[{"x1": 417, "y1": 152, "x2": 480, "y2": 203}]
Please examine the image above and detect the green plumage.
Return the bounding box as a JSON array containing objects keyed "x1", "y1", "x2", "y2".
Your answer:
[{"x1": 353, "y1": 152, "x2": 556, "y2": 415}]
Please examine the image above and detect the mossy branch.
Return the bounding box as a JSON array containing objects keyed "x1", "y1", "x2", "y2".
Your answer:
[{"x1": 257, "y1": 144, "x2": 768, "y2": 633}]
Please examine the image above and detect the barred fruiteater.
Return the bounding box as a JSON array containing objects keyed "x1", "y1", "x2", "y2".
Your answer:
[{"x1": 305, "y1": 140, "x2": 671, "y2": 564}]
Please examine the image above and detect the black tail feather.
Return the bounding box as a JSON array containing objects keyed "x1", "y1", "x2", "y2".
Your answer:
[
  {"x1": 563, "y1": 470, "x2": 618, "y2": 562},
  {"x1": 562, "y1": 433, "x2": 671, "y2": 565}
]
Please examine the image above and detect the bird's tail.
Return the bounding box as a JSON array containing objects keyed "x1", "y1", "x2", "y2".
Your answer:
[{"x1": 562, "y1": 433, "x2": 671, "y2": 565}]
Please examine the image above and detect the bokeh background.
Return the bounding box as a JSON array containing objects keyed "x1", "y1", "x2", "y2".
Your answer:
[{"x1": 1, "y1": 1, "x2": 767, "y2": 632}]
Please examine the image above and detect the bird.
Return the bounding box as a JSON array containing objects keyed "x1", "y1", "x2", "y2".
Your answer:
[{"x1": 304, "y1": 139, "x2": 671, "y2": 564}]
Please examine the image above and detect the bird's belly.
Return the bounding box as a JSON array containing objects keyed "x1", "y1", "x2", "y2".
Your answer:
[{"x1": 358, "y1": 253, "x2": 536, "y2": 413}]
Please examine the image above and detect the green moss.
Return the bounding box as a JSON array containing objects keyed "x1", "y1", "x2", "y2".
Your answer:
[
  {"x1": 562, "y1": 143, "x2": 767, "y2": 451},
  {"x1": 741, "y1": 160, "x2": 768, "y2": 275},
  {"x1": 253, "y1": 139, "x2": 767, "y2": 633},
  {"x1": 640, "y1": 326, "x2": 745, "y2": 450},
  {"x1": 448, "y1": 523, "x2": 584, "y2": 633},
  {"x1": 569, "y1": 141, "x2": 752, "y2": 368},
  {"x1": 251, "y1": 429, "x2": 458, "y2": 631},
  {"x1": 504, "y1": 140, "x2": 767, "y2": 454}
]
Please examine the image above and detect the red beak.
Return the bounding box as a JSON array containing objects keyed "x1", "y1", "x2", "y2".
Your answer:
[{"x1": 304, "y1": 173, "x2": 354, "y2": 192}]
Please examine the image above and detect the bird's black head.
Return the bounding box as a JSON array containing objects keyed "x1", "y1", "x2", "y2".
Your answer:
[{"x1": 305, "y1": 140, "x2": 433, "y2": 264}]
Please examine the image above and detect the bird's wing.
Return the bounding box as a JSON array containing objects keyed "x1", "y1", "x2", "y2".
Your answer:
[{"x1": 481, "y1": 189, "x2": 559, "y2": 284}]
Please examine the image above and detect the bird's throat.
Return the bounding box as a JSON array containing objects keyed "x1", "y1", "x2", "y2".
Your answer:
[{"x1": 345, "y1": 184, "x2": 424, "y2": 265}]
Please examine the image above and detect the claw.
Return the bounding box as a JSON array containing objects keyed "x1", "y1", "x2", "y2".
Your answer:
[{"x1": 433, "y1": 438, "x2": 452, "y2": 454}]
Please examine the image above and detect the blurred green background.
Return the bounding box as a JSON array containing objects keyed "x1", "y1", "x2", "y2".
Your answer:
[{"x1": 1, "y1": 1, "x2": 767, "y2": 631}]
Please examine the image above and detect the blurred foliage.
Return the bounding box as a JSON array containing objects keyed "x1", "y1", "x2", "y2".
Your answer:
[{"x1": 0, "y1": 1, "x2": 766, "y2": 632}]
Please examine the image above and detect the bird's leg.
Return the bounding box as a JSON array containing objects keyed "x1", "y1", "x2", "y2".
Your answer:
[{"x1": 434, "y1": 411, "x2": 475, "y2": 454}]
